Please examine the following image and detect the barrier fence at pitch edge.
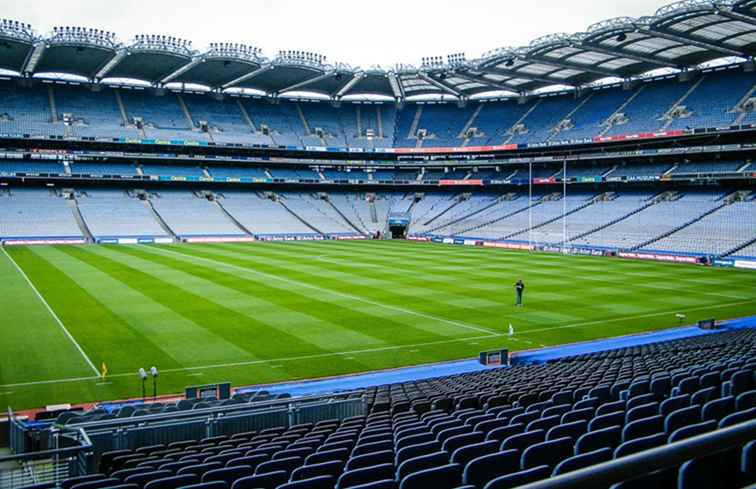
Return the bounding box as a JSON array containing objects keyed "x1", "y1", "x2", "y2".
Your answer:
[{"x1": 417, "y1": 235, "x2": 756, "y2": 270}]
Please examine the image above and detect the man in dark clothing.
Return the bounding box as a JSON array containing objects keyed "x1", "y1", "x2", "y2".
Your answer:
[{"x1": 515, "y1": 279, "x2": 525, "y2": 307}]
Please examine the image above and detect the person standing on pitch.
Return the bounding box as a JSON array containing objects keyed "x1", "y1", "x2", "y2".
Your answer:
[{"x1": 515, "y1": 279, "x2": 525, "y2": 307}]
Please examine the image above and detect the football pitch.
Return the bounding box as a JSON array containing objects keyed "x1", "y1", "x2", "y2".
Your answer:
[{"x1": 2, "y1": 240, "x2": 756, "y2": 411}]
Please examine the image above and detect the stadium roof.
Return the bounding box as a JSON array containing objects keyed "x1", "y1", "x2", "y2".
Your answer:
[{"x1": 2, "y1": 0, "x2": 756, "y2": 100}]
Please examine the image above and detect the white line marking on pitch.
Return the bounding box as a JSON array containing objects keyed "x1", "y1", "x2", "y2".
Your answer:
[
  {"x1": 1, "y1": 248, "x2": 101, "y2": 378},
  {"x1": 150, "y1": 246, "x2": 498, "y2": 336},
  {"x1": 1, "y1": 333, "x2": 503, "y2": 387}
]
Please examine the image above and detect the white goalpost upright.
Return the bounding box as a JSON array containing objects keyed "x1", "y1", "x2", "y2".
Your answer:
[{"x1": 563, "y1": 159, "x2": 568, "y2": 252}]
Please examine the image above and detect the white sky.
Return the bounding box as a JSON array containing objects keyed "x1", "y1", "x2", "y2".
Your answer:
[{"x1": 7, "y1": 0, "x2": 668, "y2": 68}]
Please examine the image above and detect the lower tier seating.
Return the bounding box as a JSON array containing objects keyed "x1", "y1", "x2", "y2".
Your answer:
[{"x1": 51, "y1": 328, "x2": 756, "y2": 489}]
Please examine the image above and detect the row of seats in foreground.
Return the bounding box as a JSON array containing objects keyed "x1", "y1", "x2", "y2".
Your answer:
[{"x1": 40, "y1": 329, "x2": 756, "y2": 489}]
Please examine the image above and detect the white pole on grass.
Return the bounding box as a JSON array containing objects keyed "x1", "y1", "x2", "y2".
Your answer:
[{"x1": 528, "y1": 161, "x2": 533, "y2": 251}]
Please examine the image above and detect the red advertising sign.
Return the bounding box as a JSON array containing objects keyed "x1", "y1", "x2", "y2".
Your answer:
[{"x1": 438, "y1": 179, "x2": 484, "y2": 186}]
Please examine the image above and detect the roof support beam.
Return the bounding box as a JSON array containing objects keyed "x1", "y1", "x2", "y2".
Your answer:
[
  {"x1": 481, "y1": 65, "x2": 567, "y2": 85},
  {"x1": 525, "y1": 54, "x2": 619, "y2": 77},
  {"x1": 712, "y1": 8, "x2": 756, "y2": 28},
  {"x1": 388, "y1": 72, "x2": 405, "y2": 100},
  {"x1": 21, "y1": 42, "x2": 45, "y2": 74},
  {"x1": 222, "y1": 65, "x2": 275, "y2": 90},
  {"x1": 276, "y1": 71, "x2": 336, "y2": 94},
  {"x1": 95, "y1": 50, "x2": 128, "y2": 81},
  {"x1": 161, "y1": 57, "x2": 203, "y2": 85},
  {"x1": 576, "y1": 42, "x2": 676, "y2": 68},
  {"x1": 452, "y1": 71, "x2": 523, "y2": 93},
  {"x1": 334, "y1": 72, "x2": 366, "y2": 98},
  {"x1": 640, "y1": 26, "x2": 746, "y2": 57},
  {"x1": 418, "y1": 72, "x2": 466, "y2": 98}
]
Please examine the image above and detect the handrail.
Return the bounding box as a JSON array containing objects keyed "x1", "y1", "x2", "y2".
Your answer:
[
  {"x1": 518, "y1": 418, "x2": 756, "y2": 489},
  {"x1": 0, "y1": 427, "x2": 92, "y2": 463},
  {"x1": 63, "y1": 390, "x2": 364, "y2": 431}
]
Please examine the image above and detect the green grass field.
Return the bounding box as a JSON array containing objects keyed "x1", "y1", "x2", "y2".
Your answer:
[{"x1": 1, "y1": 240, "x2": 756, "y2": 411}]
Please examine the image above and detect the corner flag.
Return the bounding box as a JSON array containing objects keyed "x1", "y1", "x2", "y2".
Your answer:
[{"x1": 101, "y1": 362, "x2": 108, "y2": 379}]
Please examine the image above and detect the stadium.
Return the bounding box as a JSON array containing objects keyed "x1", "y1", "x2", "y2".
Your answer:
[{"x1": 1, "y1": 0, "x2": 756, "y2": 487}]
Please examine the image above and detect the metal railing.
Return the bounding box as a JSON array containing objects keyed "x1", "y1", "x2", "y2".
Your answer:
[
  {"x1": 79, "y1": 396, "x2": 365, "y2": 468},
  {"x1": 0, "y1": 425, "x2": 92, "y2": 489},
  {"x1": 519, "y1": 418, "x2": 756, "y2": 489},
  {"x1": 66, "y1": 390, "x2": 364, "y2": 433}
]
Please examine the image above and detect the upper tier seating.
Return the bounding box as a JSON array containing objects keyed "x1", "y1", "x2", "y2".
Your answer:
[{"x1": 3, "y1": 65, "x2": 755, "y2": 147}]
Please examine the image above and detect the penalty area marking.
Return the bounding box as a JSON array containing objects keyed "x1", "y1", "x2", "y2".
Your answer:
[{"x1": 1, "y1": 248, "x2": 101, "y2": 378}]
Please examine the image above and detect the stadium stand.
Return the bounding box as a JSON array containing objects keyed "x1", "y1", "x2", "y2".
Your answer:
[
  {"x1": 41, "y1": 327, "x2": 756, "y2": 489},
  {"x1": 148, "y1": 191, "x2": 246, "y2": 238},
  {"x1": 76, "y1": 190, "x2": 169, "y2": 240},
  {"x1": 0, "y1": 64, "x2": 755, "y2": 147},
  {"x1": 218, "y1": 192, "x2": 319, "y2": 237},
  {"x1": 0, "y1": 188, "x2": 83, "y2": 239}
]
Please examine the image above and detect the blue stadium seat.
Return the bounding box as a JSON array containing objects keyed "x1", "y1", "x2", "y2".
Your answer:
[
  {"x1": 450, "y1": 440, "x2": 499, "y2": 468},
  {"x1": 575, "y1": 426, "x2": 622, "y2": 455},
  {"x1": 230, "y1": 471, "x2": 288, "y2": 489},
  {"x1": 396, "y1": 451, "x2": 449, "y2": 480},
  {"x1": 336, "y1": 463, "x2": 394, "y2": 489},
  {"x1": 664, "y1": 405, "x2": 702, "y2": 435},
  {"x1": 462, "y1": 450, "x2": 520, "y2": 487},
  {"x1": 622, "y1": 415, "x2": 663, "y2": 442},
  {"x1": 521, "y1": 436, "x2": 573, "y2": 470},
  {"x1": 546, "y1": 420, "x2": 588, "y2": 442},
  {"x1": 346, "y1": 450, "x2": 394, "y2": 471},
  {"x1": 486, "y1": 424, "x2": 525, "y2": 443},
  {"x1": 62, "y1": 475, "x2": 107, "y2": 489},
  {"x1": 276, "y1": 475, "x2": 335, "y2": 489},
  {"x1": 201, "y1": 466, "x2": 254, "y2": 484},
  {"x1": 702, "y1": 396, "x2": 735, "y2": 423},
  {"x1": 398, "y1": 463, "x2": 460, "y2": 489},
  {"x1": 305, "y1": 448, "x2": 349, "y2": 466},
  {"x1": 659, "y1": 394, "x2": 690, "y2": 418},
  {"x1": 144, "y1": 475, "x2": 198, "y2": 489},
  {"x1": 482, "y1": 465, "x2": 550, "y2": 489},
  {"x1": 553, "y1": 447, "x2": 613, "y2": 475},
  {"x1": 501, "y1": 429, "x2": 545, "y2": 452},
  {"x1": 254, "y1": 456, "x2": 302, "y2": 476},
  {"x1": 589, "y1": 411, "x2": 625, "y2": 432},
  {"x1": 614, "y1": 433, "x2": 667, "y2": 458},
  {"x1": 668, "y1": 420, "x2": 717, "y2": 443}
]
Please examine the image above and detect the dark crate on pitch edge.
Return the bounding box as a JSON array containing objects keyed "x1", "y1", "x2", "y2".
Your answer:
[
  {"x1": 479, "y1": 349, "x2": 509, "y2": 366},
  {"x1": 185, "y1": 382, "x2": 232, "y2": 400},
  {"x1": 698, "y1": 318, "x2": 720, "y2": 330}
]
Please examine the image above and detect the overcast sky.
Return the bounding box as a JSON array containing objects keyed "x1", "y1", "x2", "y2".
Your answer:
[{"x1": 7, "y1": 0, "x2": 667, "y2": 67}]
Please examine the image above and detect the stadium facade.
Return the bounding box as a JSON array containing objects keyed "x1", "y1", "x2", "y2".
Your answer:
[
  {"x1": 2, "y1": 2, "x2": 756, "y2": 489},
  {"x1": 0, "y1": 0, "x2": 755, "y2": 265}
]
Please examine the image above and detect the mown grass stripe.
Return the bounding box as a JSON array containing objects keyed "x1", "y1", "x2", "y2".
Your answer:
[{"x1": 153, "y1": 244, "x2": 498, "y2": 336}]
